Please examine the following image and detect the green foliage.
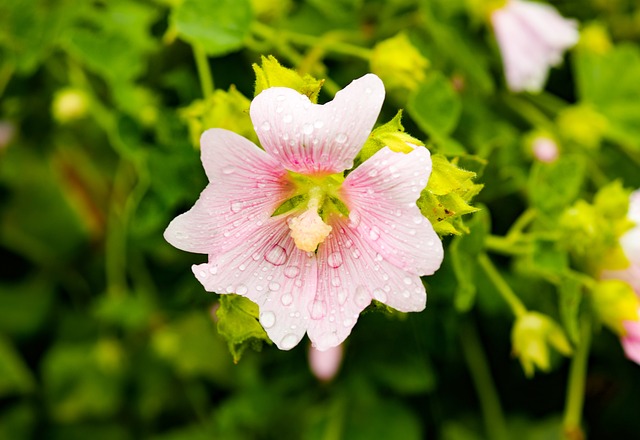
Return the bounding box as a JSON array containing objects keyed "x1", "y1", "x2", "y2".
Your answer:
[
  {"x1": 216, "y1": 295, "x2": 271, "y2": 363},
  {"x1": 171, "y1": 0, "x2": 253, "y2": 56},
  {"x1": 253, "y1": 55, "x2": 324, "y2": 102}
]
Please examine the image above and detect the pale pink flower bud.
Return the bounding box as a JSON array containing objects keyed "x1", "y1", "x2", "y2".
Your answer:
[
  {"x1": 532, "y1": 136, "x2": 559, "y2": 163},
  {"x1": 309, "y1": 343, "x2": 343, "y2": 381},
  {"x1": 491, "y1": 0, "x2": 579, "y2": 92}
]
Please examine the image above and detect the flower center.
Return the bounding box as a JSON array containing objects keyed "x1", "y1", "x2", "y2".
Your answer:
[{"x1": 288, "y1": 187, "x2": 333, "y2": 252}]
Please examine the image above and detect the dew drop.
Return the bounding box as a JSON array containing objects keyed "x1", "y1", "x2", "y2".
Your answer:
[
  {"x1": 354, "y1": 286, "x2": 370, "y2": 307},
  {"x1": 348, "y1": 211, "x2": 361, "y2": 228},
  {"x1": 369, "y1": 227, "x2": 380, "y2": 241},
  {"x1": 403, "y1": 277, "x2": 413, "y2": 285},
  {"x1": 238, "y1": 264, "x2": 246, "y2": 271},
  {"x1": 261, "y1": 121, "x2": 271, "y2": 131},
  {"x1": 368, "y1": 169, "x2": 378, "y2": 178},
  {"x1": 281, "y1": 293, "x2": 293, "y2": 306},
  {"x1": 343, "y1": 238, "x2": 353, "y2": 248},
  {"x1": 269, "y1": 282, "x2": 281, "y2": 291},
  {"x1": 314, "y1": 120, "x2": 324, "y2": 129},
  {"x1": 208, "y1": 265, "x2": 218, "y2": 275},
  {"x1": 413, "y1": 216, "x2": 424, "y2": 224},
  {"x1": 352, "y1": 249, "x2": 361, "y2": 259},
  {"x1": 199, "y1": 270, "x2": 207, "y2": 278},
  {"x1": 373, "y1": 288, "x2": 387, "y2": 302},
  {"x1": 283, "y1": 114, "x2": 293, "y2": 123},
  {"x1": 265, "y1": 244, "x2": 287, "y2": 266},
  {"x1": 236, "y1": 284, "x2": 248, "y2": 295},
  {"x1": 327, "y1": 252, "x2": 343, "y2": 268},
  {"x1": 343, "y1": 317, "x2": 353, "y2": 327},
  {"x1": 335, "y1": 133, "x2": 348, "y2": 144},
  {"x1": 365, "y1": 87, "x2": 372, "y2": 94},
  {"x1": 284, "y1": 265, "x2": 300, "y2": 278},
  {"x1": 230, "y1": 201, "x2": 242, "y2": 213},
  {"x1": 260, "y1": 311, "x2": 276, "y2": 328},
  {"x1": 280, "y1": 333, "x2": 299, "y2": 350},
  {"x1": 337, "y1": 289, "x2": 348, "y2": 305},
  {"x1": 302, "y1": 123, "x2": 314, "y2": 134},
  {"x1": 222, "y1": 166, "x2": 235, "y2": 175},
  {"x1": 331, "y1": 277, "x2": 341, "y2": 287}
]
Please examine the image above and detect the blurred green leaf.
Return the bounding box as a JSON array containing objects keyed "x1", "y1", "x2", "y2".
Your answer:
[
  {"x1": 558, "y1": 274, "x2": 583, "y2": 344},
  {"x1": 528, "y1": 155, "x2": 586, "y2": 216},
  {"x1": 408, "y1": 71, "x2": 462, "y2": 139},
  {"x1": 0, "y1": 403, "x2": 36, "y2": 440},
  {"x1": 0, "y1": 336, "x2": 35, "y2": 397},
  {"x1": 171, "y1": 0, "x2": 253, "y2": 56},
  {"x1": 0, "y1": 278, "x2": 53, "y2": 337}
]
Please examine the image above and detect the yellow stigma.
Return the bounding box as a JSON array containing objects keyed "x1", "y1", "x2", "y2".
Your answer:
[{"x1": 288, "y1": 190, "x2": 332, "y2": 252}]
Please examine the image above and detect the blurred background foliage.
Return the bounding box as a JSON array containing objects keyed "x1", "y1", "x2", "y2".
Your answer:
[{"x1": 1, "y1": 0, "x2": 640, "y2": 439}]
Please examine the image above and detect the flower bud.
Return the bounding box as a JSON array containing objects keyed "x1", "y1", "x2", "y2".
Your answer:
[
  {"x1": 371, "y1": 33, "x2": 429, "y2": 94},
  {"x1": 511, "y1": 312, "x2": 572, "y2": 377},
  {"x1": 52, "y1": 88, "x2": 89, "y2": 123},
  {"x1": 591, "y1": 280, "x2": 639, "y2": 335},
  {"x1": 578, "y1": 23, "x2": 612, "y2": 55},
  {"x1": 309, "y1": 343, "x2": 343, "y2": 382},
  {"x1": 529, "y1": 134, "x2": 560, "y2": 163}
]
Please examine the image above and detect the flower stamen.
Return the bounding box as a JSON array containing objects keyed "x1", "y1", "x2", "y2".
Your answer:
[{"x1": 288, "y1": 187, "x2": 332, "y2": 252}]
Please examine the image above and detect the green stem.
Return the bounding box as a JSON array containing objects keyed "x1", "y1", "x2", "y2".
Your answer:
[
  {"x1": 477, "y1": 253, "x2": 527, "y2": 318},
  {"x1": 0, "y1": 62, "x2": 14, "y2": 99},
  {"x1": 485, "y1": 235, "x2": 531, "y2": 256},
  {"x1": 562, "y1": 316, "x2": 591, "y2": 440},
  {"x1": 459, "y1": 320, "x2": 509, "y2": 440},
  {"x1": 501, "y1": 94, "x2": 556, "y2": 132},
  {"x1": 506, "y1": 208, "x2": 537, "y2": 239},
  {"x1": 193, "y1": 44, "x2": 214, "y2": 99},
  {"x1": 252, "y1": 22, "x2": 372, "y2": 61}
]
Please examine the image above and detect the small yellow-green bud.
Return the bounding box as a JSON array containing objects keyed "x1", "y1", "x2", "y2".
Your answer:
[
  {"x1": 253, "y1": 55, "x2": 323, "y2": 103},
  {"x1": 512, "y1": 312, "x2": 572, "y2": 377},
  {"x1": 52, "y1": 88, "x2": 90, "y2": 123},
  {"x1": 578, "y1": 23, "x2": 612, "y2": 55},
  {"x1": 250, "y1": 0, "x2": 292, "y2": 22},
  {"x1": 557, "y1": 104, "x2": 608, "y2": 150},
  {"x1": 370, "y1": 33, "x2": 429, "y2": 93},
  {"x1": 592, "y1": 280, "x2": 639, "y2": 335}
]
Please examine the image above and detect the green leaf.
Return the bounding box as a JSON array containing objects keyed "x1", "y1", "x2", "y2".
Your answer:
[
  {"x1": 528, "y1": 155, "x2": 586, "y2": 216},
  {"x1": 171, "y1": 0, "x2": 253, "y2": 56},
  {"x1": 408, "y1": 71, "x2": 462, "y2": 139},
  {"x1": 449, "y1": 207, "x2": 490, "y2": 312},
  {"x1": 216, "y1": 295, "x2": 271, "y2": 362},
  {"x1": 0, "y1": 336, "x2": 35, "y2": 397},
  {"x1": 0, "y1": 279, "x2": 54, "y2": 337},
  {"x1": 417, "y1": 155, "x2": 483, "y2": 235},
  {"x1": 558, "y1": 274, "x2": 583, "y2": 344},
  {"x1": 0, "y1": 404, "x2": 36, "y2": 440}
]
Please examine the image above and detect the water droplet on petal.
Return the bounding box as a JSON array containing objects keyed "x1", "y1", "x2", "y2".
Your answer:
[
  {"x1": 335, "y1": 133, "x2": 348, "y2": 144},
  {"x1": 236, "y1": 284, "x2": 248, "y2": 295},
  {"x1": 352, "y1": 249, "x2": 361, "y2": 259},
  {"x1": 343, "y1": 317, "x2": 353, "y2": 327},
  {"x1": 302, "y1": 124, "x2": 314, "y2": 134},
  {"x1": 403, "y1": 277, "x2": 413, "y2": 285},
  {"x1": 199, "y1": 270, "x2": 207, "y2": 278},
  {"x1": 348, "y1": 211, "x2": 361, "y2": 228},
  {"x1": 413, "y1": 216, "x2": 424, "y2": 224},
  {"x1": 208, "y1": 265, "x2": 218, "y2": 275},
  {"x1": 222, "y1": 166, "x2": 235, "y2": 175},
  {"x1": 314, "y1": 120, "x2": 324, "y2": 129},
  {"x1": 269, "y1": 282, "x2": 280, "y2": 291},
  {"x1": 354, "y1": 286, "x2": 370, "y2": 307},
  {"x1": 281, "y1": 293, "x2": 293, "y2": 306},
  {"x1": 260, "y1": 311, "x2": 276, "y2": 328},
  {"x1": 373, "y1": 288, "x2": 387, "y2": 302},
  {"x1": 327, "y1": 252, "x2": 343, "y2": 268},
  {"x1": 265, "y1": 245, "x2": 287, "y2": 266},
  {"x1": 365, "y1": 87, "x2": 372, "y2": 94},
  {"x1": 280, "y1": 333, "x2": 299, "y2": 350},
  {"x1": 369, "y1": 227, "x2": 380, "y2": 241},
  {"x1": 284, "y1": 266, "x2": 300, "y2": 278},
  {"x1": 338, "y1": 289, "x2": 347, "y2": 305},
  {"x1": 283, "y1": 114, "x2": 293, "y2": 123},
  {"x1": 331, "y1": 277, "x2": 341, "y2": 287},
  {"x1": 343, "y1": 238, "x2": 353, "y2": 248},
  {"x1": 368, "y1": 169, "x2": 378, "y2": 178},
  {"x1": 230, "y1": 201, "x2": 242, "y2": 213},
  {"x1": 261, "y1": 121, "x2": 271, "y2": 131}
]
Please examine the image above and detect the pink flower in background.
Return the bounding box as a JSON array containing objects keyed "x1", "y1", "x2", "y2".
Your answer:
[
  {"x1": 531, "y1": 136, "x2": 559, "y2": 163},
  {"x1": 164, "y1": 74, "x2": 444, "y2": 351},
  {"x1": 309, "y1": 343, "x2": 343, "y2": 381},
  {"x1": 622, "y1": 313, "x2": 640, "y2": 365},
  {"x1": 491, "y1": 0, "x2": 579, "y2": 92},
  {"x1": 602, "y1": 190, "x2": 640, "y2": 295}
]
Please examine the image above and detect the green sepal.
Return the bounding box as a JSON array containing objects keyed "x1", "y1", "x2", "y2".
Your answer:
[
  {"x1": 417, "y1": 155, "x2": 483, "y2": 236},
  {"x1": 179, "y1": 86, "x2": 256, "y2": 149},
  {"x1": 354, "y1": 110, "x2": 422, "y2": 168},
  {"x1": 216, "y1": 294, "x2": 271, "y2": 363},
  {"x1": 253, "y1": 55, "x2": 324, "y2": 102}
]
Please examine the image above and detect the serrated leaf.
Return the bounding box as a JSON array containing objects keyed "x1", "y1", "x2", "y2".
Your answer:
[
  {"x1": 528, "y1": 155, "x2": 586, "y2": 216},
  {"x1": 408, "y1": 71, "x2": 461, "y2": 138},
  {"x1": 216, "y1": 295, "x2": 271, "y2": 362},
  {"x1": 172, "y1": 0, "x2": 253, "y2": 56},
  {"x1": 253, "y1": 55, "x2": 323, "y2": 102}
]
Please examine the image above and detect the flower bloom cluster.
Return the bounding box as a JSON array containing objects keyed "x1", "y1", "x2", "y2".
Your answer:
[
  {"x1": 491, "y1": 0, "x2": 579, "y2": 92},
  {"x1": 602, "y1": 190, "x2": 640, "y2": 364},
  {"x1": 164, "y1": 74, "x2": 443, "y2": 351}
]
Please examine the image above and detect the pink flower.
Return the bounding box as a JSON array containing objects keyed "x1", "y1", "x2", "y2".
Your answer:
[
  {"x1": 603, "y1": 191, "x2": 640, "y2": 295},
  {"x1": 164, "y1": 74, "x2": 443, "y2": 351},
  {"x1": 491, "y1": 0, "x2": 579, "y2": 92},
  {"x1": 622, "y1": 314, "x2": 640, "y2": 365},
  {"x1": 531, "y1": 135, "x2": 559, "y2": 163},
  {"x1": 309, "y1": 343, "x2": 343, "y2": 381}
]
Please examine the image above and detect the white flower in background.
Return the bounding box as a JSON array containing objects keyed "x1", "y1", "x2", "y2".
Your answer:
[{"x1": 491, "y1": 0, "x2": 579, "y2": 92}]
